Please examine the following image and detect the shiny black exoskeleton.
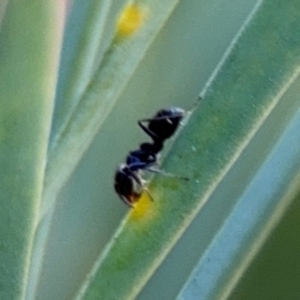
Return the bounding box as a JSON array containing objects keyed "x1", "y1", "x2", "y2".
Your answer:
[
  {"x1": 138, "y1": 107, "x2": 185, "y2": 143},
  {"x1": 114, "y1": 164, "x2": 144, "y2": 207},
  {"x1": 114, "y1": 107, "x2": 186, "y2": 207}
]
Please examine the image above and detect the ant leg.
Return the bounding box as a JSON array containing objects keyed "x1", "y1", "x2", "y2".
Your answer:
[
  {"x1": 121, "y1": 196, "x2": 135, "y2": 208},
  {"x1": 129, "y1": 171, "x2": 154, "y2": 202},
  {"x1": 146, "y1": 167, "x2": 189, "y2": 181},
  {"x1": 127, "y1": 160, "x2": 155, "y2": 172},
  {"x1": 128, "y1": 169, "x2": 144, "y2": 186},
  {"x1": 138, "y1": 121, "x2": 160, "y2": 140},
  {"x1": 144, "y1": 187, "x2": 154, "y2": 201}
]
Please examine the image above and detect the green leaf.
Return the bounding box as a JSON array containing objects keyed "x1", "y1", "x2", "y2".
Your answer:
[
  {"x1": 27, "y1": 0, "x2": 185, "y2": 298},
  {"x1": 0, "y1": 1, "x2": 8, "y2": 29},
  {"x1": 4, "y1": 0, "x2": 296, "y2": 298},
  {"x1": 51, "y1": 0, "x2": 117, "y2": 150},
  {"x1": 31, "y1": 0, "x2": 262, "y2": 298},
  {"x1": 0, "y1": 1, "x2": 64, "y2": 298},
  {"x1": 74, "y1": 0, "x2": 300, "y2": 298},
  {"x1": 230, "y1": 191, "x2": 300, "y2": 300},
  {"x1": 42, "y1": 0, "x2": 182, "y2": 213},
  {"x1": 177, "y1": 93, "x2": 300, "y2": 299}
]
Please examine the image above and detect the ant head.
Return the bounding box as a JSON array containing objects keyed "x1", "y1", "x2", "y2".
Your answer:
[{"x1": 148, "y1": 107, "x2": 185, "y2": 141}]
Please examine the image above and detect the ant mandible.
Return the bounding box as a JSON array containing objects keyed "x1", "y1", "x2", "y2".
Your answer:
[{"x1": 114, "y1": 107, "x2": 186, "y2": 207}]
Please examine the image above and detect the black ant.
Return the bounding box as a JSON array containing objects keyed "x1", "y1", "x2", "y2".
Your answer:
[{"x1": 114, "y1": 107, "x2": 186, "y2": 207}]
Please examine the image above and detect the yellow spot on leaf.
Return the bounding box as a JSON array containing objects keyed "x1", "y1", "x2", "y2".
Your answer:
[
  {"x1": 130, "y1": 192, "x2": 153, "y2": 220},
  {"x1": 116, "y1": 4, "x2": 146, "y2": 37}
]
